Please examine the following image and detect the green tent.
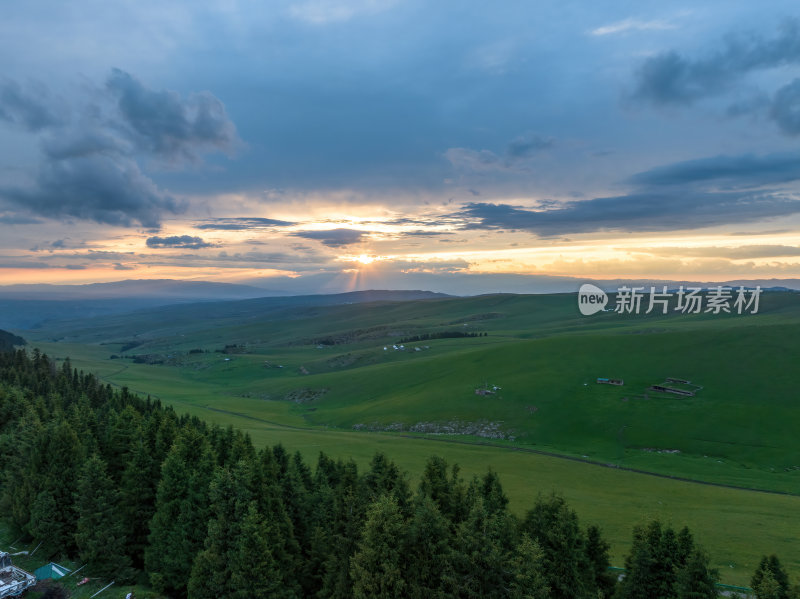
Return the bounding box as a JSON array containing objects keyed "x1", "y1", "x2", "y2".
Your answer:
[{"x1": 34, "y1": 562, "x2": 71, "y2": 580}]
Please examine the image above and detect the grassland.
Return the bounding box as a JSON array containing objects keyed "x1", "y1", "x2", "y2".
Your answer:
[{"x1": 23, "y1": 290, "x2": 800, "y2": 585}]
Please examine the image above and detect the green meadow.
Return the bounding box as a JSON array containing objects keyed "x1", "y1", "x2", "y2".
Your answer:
[{"x1": 25, "y1": 290, "x2": 800, "y2": 585}]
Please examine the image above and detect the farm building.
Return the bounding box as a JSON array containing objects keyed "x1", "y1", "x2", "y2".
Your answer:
[
  {"x1": 597, "y1": 377, "x2": 624, "y2": 386},
  {"x1": 649, "y1": 377, "x2": 703, "y2": 397},
  {"x1": 649, "y1": 385, "x2": 695, "y2": 397}
]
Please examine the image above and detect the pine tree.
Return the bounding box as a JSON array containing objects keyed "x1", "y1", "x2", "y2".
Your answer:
[
  {"x1": 228, "y1": 428, "x2": 256, "y2": 464},
  {"x1": 469, "y1": 469, "x2": 508, "y2": 516},
  {"x1": 304, "y1": 458, "x2": 339, "y2": 597},
  {"x1": 120, "y1": 436, "x2": 158, "y2": 567},
  {"x1": 452, "y1": 495, "x2": 518, "y2": 599},
  {"x1": 67, "y1": 395, "x2": 99, "y2": 455},
  {"x1": 585, "y1": 525, "x2": 616, "y2": 598},
  {"x1": 146, "y1": 427, "x2": 216, "y2": 597},
  {"x1": 752, "y1": 556, "x2": 791, "y2": 599},
  {"x1": 321, "y1": 461, "x2": 368, "y2": 599},
  {"x1": 74, "y1": 454, "x2": 132, "y2": 580},
  {"x1": 521, "y1": 493, "x2": 593, "y2": 599},
  {"x1": 28, "y1": 490, "x2": 60, "y2": 551},
  {"x1": 509, "y1": 534, "x2": 549, "y2": 599},
  {"x1": 153, "y1": 411, "x2": 178, "y2": 463},
  {"x1": 674, "y1": 548, "x2": 718, "y2": 599},
  {"x1": 278, "y1": 452, "x2": 314, "y2": 576},
  {"x1": 754, "y1": 570, "x2": 785, "y2": 599},
  {"x1": 364, "y1": 453, "x2": 412, "y2": 515},
  {"x1": 254, "y1": 452, "x2": 302, "y2": 595},
  {"x1": 1, "y1": 411, "x2": 42, "y2": 534},
  {"x1": 651, "y1": 524, "x2": 680, "y2": 597},
  {"x1": 188, "y1": 457, "x2": 301, "y2": 599},
  {"x1": 615, "y1": 520, "x2": 700, "y2": 599},
  {"x1": 27, "y1": 419, "x2": 85, "y2": 553},
  {"x1": 187, "y1": 466, "x2": 241, "y2": 599},
  {"x1": 404, "y1": 496, "x2": 456, "y2": 598},
  {"x1": 104, "y1": 405, "x2": 142, "y2": 480},
  {"x1": 615, "y1": 522, "x2": 660, "y2": 599},
  {"x1": 187, "y1": 544, "x2": 227, "y2": 599},
  {"x1": 676, "y1": 527, "x2": 695, "y2": 565},
  {"x1": 229, "y1": 502, "x2": 290, "y2": 598},
  {"x1": 418, "y1": 456, "x2": 468, "y2": 524},
  {"x1": 350, "y1": 494, "x2": 408, "y2": 599}
]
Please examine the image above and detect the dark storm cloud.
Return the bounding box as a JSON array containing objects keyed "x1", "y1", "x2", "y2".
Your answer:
[
  {"x1": 457, "y1": 191, "x2": 800, "y2": 236},
  {"x1": 0, "y1": 78, "x2": 63, "y2": 131},
  {"x1": 195, "y1": 217, "x2": 296, "y2": 231},
  {"x1": 4, "y1": 153, "x2": 183, "y2": 228},
  {"x1": 628, "y1": 152, "x2": 800, "y2": 187},
  {"x1": 0, "y1": 1, "x2": 621, "y2": 197},
  {"x1": 632, "y1": 18, "x2": 800, "y2": 106},
  {"x1": 630, "y1": 18, "x2": 800, "y2": 139},
  {"x1": 41, "y1": 127, "x2": 131, "y2": 160},
  {"x1": 770, "y1": 78, "x2": 800, "y2": 136},
  {"x1": 291, "y1": 228, "x2": 368, "y2": 247},
  {"x1": 106, "y1": 69, "x2": 238, "y2": 162},
  {"x1": 0, "y1": 214, "x2": 43, "y2": 225},
  {"x1": 146, "y1": 235, "x2": 213, "y2": 249},
  {"x1": 455, "y1": 149, "x2": 800, "y2": 236},
  {"x1": 0, "y1": 69, "x2": 238, "y2": 228}
]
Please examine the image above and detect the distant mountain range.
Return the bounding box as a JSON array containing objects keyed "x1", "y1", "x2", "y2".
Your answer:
[
  {"x1": 0, "y1": 276, "x2": 797, "y2": 330},
  {"x1": 0, "y1": 280, "x2": 271, "y2": 330},
  {"x1": 237, "y1": 272, "x2": 800, "y2": 296},
  {"x1": 2, "y1": 276, "x2": 798, "y2": 303},
  {"x1": 0, "y1": 279, "x2": 272, "y2": 301},
  {"x1": 0, "y1": 282, "x2": 450, "y2": 330}
]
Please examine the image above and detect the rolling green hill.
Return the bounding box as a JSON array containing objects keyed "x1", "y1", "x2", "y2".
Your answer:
[
  {"x1": 22, "y1": 290, "x2": 800, "y2": 585},
  {"x1": 27, "y1": 290, "x2": 800, "y2": 492}
]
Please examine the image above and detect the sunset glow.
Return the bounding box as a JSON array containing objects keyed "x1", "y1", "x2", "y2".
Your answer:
[{"x1": 1, "y1": 2, "x2": 799, "y2": 294}]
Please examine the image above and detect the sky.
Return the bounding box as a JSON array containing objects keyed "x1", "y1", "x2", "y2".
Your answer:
[{"x1": 3, "y1": 0, "x2": 800, "y2": 293}]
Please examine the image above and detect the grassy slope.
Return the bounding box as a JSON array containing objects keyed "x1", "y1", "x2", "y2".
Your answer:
[
  {"x1": 18, "y1": 349, "x2": 800, "y2": 587},
  {"x1": 24, "y1": 290, "x2": 800, "y2": 585}
]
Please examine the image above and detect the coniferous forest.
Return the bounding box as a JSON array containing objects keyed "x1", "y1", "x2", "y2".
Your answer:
[{"x1": 0, "y1": 348, "x2": 796, "y2": 599}]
